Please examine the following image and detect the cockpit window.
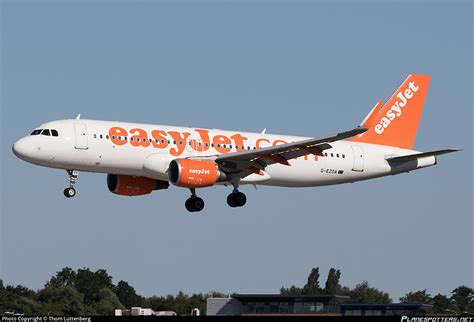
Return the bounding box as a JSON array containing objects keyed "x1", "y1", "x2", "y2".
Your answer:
[
  {"x1": 31, "y1": 129, "x2": 42, "y2": 135},
  {"x1": 42, "y1": 129, "x2": 51, "y2": 136},
  {"x1": 51, "y1": 129, "x2": 59, "y2": 137}
]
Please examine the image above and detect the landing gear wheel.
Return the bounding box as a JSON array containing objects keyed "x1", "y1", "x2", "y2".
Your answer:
[
  {"x1": 227, "y1": 192, "x2": 246, "y2": 208},
  {"x1": 64, "y1": 187, "x2": 76, "y2": 198},
  {"x1": 64, "y1": 170, "x2": 79, "y2": 198},
  {"x1": 185, "y1": 197, "x2": 205, "y2": 212}
]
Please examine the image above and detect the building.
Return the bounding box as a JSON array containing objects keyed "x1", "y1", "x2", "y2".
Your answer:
[
  {"x1": 341, "y1": 303, "x2": 434, "y2": 316},
  {"x1": 207, "y1": 294, "x2": 349, "y2": 316},
  {"x1": 207, "y1": 294, "x2": 433, "y2": 316}
]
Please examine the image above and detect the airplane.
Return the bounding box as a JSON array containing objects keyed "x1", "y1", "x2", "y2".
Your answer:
[{"x1": 12, "y1": 74, "x2": 460, "y2": 212}]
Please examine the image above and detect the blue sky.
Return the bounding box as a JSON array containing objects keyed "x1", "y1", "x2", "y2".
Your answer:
[{"x1": 1, "y1": 1, "x2": 472, "y2": 301}]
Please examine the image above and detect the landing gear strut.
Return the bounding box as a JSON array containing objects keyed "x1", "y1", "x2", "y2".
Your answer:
[
  {"x1": 226, "y1": 177, "x2": 247, "y2": 208},
  {"x1": 185, "y1": 188, "x2": 205, "y2": 212},
  {"x1": 64, "y1": 170, "x2": 78, "y2": 198}
]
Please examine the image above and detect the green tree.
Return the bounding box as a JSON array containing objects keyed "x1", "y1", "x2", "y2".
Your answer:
[
  {"x1": 280, "y1": 285, "x2": 303, "y2": 295},
  {"x1": 451, "y1": 286, "x2": 473, "y2": 314},
  {"x1": 37, "y1": 286, "x2": 85, "y2": 316},
  {"x1": 5, "y1": 285, "x2": 35, "y2": 298},
  {"x1": 349, "y1": 281, "x2": 391, "y2": 304},
  {"x1": 302, "y1": 268, "x2": 321, "y2": 295},
  {"x1": 114, "y1": 280, "x2": 141, "y2": 309},
  {"x1": 324, "y1": 268, "x2": 341, "y2": 294},
  {"x1": 74, "y1": 268, "x2": 114, "y2": 305},
  {"x1": 432, "y1": 293, "x2": 453, "y2": 314},
  {"x1": 91, "y1": 288, "x2": 124, "y2": 315},
  {"x1": 46, "y1": 267, "x2": 77, "y2": 288},
  {"x1": 400, "y1": 290, "x2": 433, "y2": 304}
]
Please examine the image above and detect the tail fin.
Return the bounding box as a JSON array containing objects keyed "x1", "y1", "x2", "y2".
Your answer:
[{"x1": 350, "y1": 74, "x2": 431, "y2": 149}]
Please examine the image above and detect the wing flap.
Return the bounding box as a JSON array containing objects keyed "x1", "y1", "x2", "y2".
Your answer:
[{"x1": 215, "y1": 127, "x2": 368, "y2": 174}]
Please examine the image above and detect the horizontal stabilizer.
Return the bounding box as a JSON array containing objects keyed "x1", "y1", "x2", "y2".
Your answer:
[{"x1": 385, "y1": 148, "x2": 461, "y2": 162}]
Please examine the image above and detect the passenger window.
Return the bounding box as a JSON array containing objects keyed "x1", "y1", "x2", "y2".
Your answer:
[
  {"x1": 94, "y1": 134, "x2": 97, "y2": 139},
  {"x1": 51, "y1": 130, "x2": 59, "y2": 137},
  {"x1": 106, "y1": 135, "x2": 109, "y2": 139},
  {"x1": 337, "y1": 154, "x2": 339, "y2": 158},
  {"x1": 42, "y1": 129, "x2": 51, "y2": 136},
  {"x1": 100, "y1": 134, "x2": 103, "y2": 139},
  {"x1": 342, "y1": 154, "x2": 345, "y2": 158},
  {"x1": 331, "y1": 153, "x2": 334, "y2": 157}
]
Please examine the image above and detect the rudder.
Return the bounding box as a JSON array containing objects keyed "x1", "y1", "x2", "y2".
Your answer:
[{"x1": 350, "y1": 74, "x2": 431, "y2": 149}]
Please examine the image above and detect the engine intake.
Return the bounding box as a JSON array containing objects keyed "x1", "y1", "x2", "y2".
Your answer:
[
  {"x1": 168, "y1": 159, "x2": 226, "y2": 188},
  {"x1": 107, "y1": 174, "x2": 169, "y2": 196}
]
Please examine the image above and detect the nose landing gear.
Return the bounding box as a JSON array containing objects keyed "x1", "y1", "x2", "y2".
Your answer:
[
  {"x1": 185, "y1": 188, "x2": 205, "y2": 212},
  {"x1": 64, "y1": 170, "x2": 78, "y2": 198}
]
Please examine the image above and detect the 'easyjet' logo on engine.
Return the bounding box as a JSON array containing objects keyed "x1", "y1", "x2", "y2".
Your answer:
[
  {"x1": 189, "y1": 169, "x2": 211, "y2": 175},
  {"x1": 374, "y1": 81, "x2": 419, "y2": 135}
]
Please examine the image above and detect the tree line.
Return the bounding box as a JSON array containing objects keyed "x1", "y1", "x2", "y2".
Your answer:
[
  {"x1": 0, "y1": 267, "x2": 472, "y2": 315},
  {"x1": 280, "y1": 267, "x2": 473, "y2": 314}
]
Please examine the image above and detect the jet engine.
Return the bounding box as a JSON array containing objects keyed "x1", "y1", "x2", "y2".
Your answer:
[
  {"x1": 168, "y1": 159, "x2": 227, "y2": 188},
  {"x1": 107, "y1": 174, "x2": 169, "y2": 196}
]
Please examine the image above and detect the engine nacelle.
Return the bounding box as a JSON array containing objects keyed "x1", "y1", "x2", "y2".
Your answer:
[
  {"x1": 168, "y1": 159, "x2": 226, "y2": 188},
  {"x1": 107, "y1": 174, "x2": 169, "y2": 196}
]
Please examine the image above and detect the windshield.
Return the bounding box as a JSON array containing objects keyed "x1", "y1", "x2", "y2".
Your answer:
[{"x1": 30, "y1": 129, "x2": 42, "y2": 135}]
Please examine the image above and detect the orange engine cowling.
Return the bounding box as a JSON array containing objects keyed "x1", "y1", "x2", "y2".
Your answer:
[
  {"x1": 107, "y1": 174, "x2": 169, "y2": 196},
  {"x1": 168, "y1": 159, "x2": 226, "y2": 188}
]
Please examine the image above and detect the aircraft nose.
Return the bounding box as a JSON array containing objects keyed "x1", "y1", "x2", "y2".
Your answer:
[{"x1": 12, "y1": 138, "x2": 31, "y2": 160}]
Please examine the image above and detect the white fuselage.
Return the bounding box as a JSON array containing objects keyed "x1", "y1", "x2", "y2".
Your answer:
[{"x1": 12, "y1": 119, "x2": 435, "y2": 188}]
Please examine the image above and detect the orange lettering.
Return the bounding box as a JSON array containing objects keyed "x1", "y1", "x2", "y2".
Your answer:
[
  {"x1": 109, "y1": 127, "x2": 128, "y2": 146},
  {"x1": 168, "y1": 131, "x2": 191, "y2": 156},
  {"x1": 191, "y1": 129, "x2": 211, "y2": 152},
  {"x1": 231, "y1": 134, "x2": 248, "y2": 151},
  {"x1": 130, "y1": 128, "x2": 150, "y2": 147},
  {"x1": 151, "y1": 130, "x2": 168, "y2": 149},
  {"x1": 273, "y1": 139, "x2": 287, "y2": 146},
  {"x1": 256, "y1": 138, "x2": 270, "y2": 149},
  {"x1": 213, "y1": 135, "x2": 232, "y2": 153}
]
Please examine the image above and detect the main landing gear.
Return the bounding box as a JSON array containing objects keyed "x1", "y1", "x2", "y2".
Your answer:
[
  {"x1": 226, "y1": 177, "x2": 246, "y2": 208},
  {"x1": 64, "y1": 170, "x2": 78, "y2": 198},
  {"x1": 184, "y1": 180, "x2": 247, "y2": 213},
  {"x1": 185, "y1": 188, "x2": 205, "y2": 212}
]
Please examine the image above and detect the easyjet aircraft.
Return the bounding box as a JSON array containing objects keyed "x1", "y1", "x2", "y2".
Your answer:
[{"x1": 12, "y1": 74, "x2": 459, "y2": 212}]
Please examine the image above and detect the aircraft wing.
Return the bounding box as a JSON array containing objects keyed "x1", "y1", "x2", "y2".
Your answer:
[{"x1": 212, "y1": 127, "x2": 368, "y2": 177}]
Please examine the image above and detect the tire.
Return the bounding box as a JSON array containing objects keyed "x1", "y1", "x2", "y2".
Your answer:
[
  {"x1": 193, "y1": 197, "x2": 205, "y2": 212},
  {"x1": 185, "y1": 198, "x2": 195, "y2": 212},
  {"x1": 235, "y1": 192, "x2": 247, "y2": 207},
  {"x1": 64, "y1": 188, "x2": 76, "y2": 198},
  {"x1": 227, "y1": 193, "x2": 237, "y2": 207}
]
